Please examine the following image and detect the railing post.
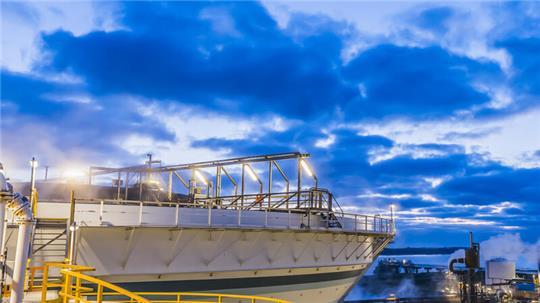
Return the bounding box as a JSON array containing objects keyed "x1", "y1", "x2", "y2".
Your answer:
[
  {"x1": 138, "y1": 202, "x2": 143, "y2": 225},
  {"x1": 365, "y1": 216, "x2": 367, "y2": 231},
  {"x1": 40, "y1": 265, "x2": 48, "y2": 303},
  {"x1": 175, "y1": 203, "x2": 179, "y2": 227},
  {"x1": 287, "y1": 210, "x2": 291, "y2": 229},
  {"x1": 264, "y1": 209, "x2": 268, "y2": 227},
  {"x1": 75, "y1": 276, "x2": 81, "y2": 303},
  {"x1": 354, "y1": 214, "x2": 357, "y2": 232},
  {"x1": 99, "y1": 200, "x2": 104, "y2": 224},
  {"x1": 62, "y1": 272, "x2": 70, "y2": 303},
  {"x1": 208, "y1": 200, "x2": 212, "y2": 227},
  {"x1": 97, "y1": 284, "x2": 103, "y2": 303},
  {"x1": 237, "y1": 207, "x2": 241, "y2": 226}
]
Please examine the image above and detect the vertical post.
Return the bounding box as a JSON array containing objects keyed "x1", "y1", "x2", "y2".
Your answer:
[
  {"x1": 365, "y1": 216, "x2": 368, "y2": 231},
  {"x1": 237, "y1": 207, "x2": 241, "y2": 226},
  {"x1": 146, "y1": 153, "x2": 152, "y2": 181},
  {"x1": 138, "y1": 202, "x2": 143, "y2": 225},
  {"x1": 215, "y1": 167, "x2": 221, "y2": 200},
  {"x1": 125, "y1": 172, "x2": 129, "y2": 200},
  {"x1": 96, "y1": 285, "x2": 103, "y2": 303},
  {"x1": 88, "y1": 168, "x2": 93, "y2": 185},
  {"x1": 0, "y1": 203, "x2": 6, "y2": 253},
  {"x1": 69, "y1": 190, "x2": 76, "y2": 226},
  {"x1": 99, "y1": 200, "x2": 104, "y2": 224},
  {"x1": 44, "y1": 166, "x2": 49, "y2": 181},
  {"x1": 29, "y1": 158, "x2": 37, "y2": 214},
  {"x1": 117, "y1": 171, "x2": 121, "y2": 200},
  {"x1": 138, "y1": 172, "x2": 143, "y2": 201},
  {"x1": 288, "y1": 210, "x2": 291, "y2": 229},
  {"x1": 75, "y1": 276, "x2": 81, "y2": 303},
  {"x1": 208, "y1": 200, "x2": 212, "y2": 227},
  {"x1": 68, "y1": 223, "x2": 77, "y2": 264},
  {"x1": 40, "y1": 265, "x2": 48, "y2": 303},
  {"x1": 175, "y1": 203, "x2": 179, "y2": 226},
  {"x1": 241, "y1": 164, "x2": 245, "y2": 208},
  {"x1": 297, "y1": 158, "x2": 301, "y2": 208},
  {"x1": 67, "y1": 191, "x2": 76, "y2": 262},
  {"x1": 168, "y1": 171, "x2": 173, "y2": 201},
  {"x1": 268, "y1": 161, "x2": 272, "y2": 209}
]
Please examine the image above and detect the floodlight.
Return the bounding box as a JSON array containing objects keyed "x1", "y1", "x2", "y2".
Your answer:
[
  {"x1": 300, "y1": 159, "x2": 314, "y2": 177},
  {"x1": 245, "y1": 164, "x2": 258, "y2": 182},
  {"x1": 194, "y1": 170, "x2": 208, "y2": 186},
  {"x1": 30, "y1": 159, "x2": 38, "y2": 168}
]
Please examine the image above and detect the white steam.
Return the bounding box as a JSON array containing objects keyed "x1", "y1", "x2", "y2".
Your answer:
[
  {"x1": 447, "y1": 233, "x2": 540, "y2": 270},
  {"x1": 480, "y1": 233, "x2": 540, "y2": 269}
]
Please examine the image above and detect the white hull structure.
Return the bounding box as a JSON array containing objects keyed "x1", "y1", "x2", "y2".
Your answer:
[{"x1": 5, "y1": 152, "x2": 395, "y2": 303}]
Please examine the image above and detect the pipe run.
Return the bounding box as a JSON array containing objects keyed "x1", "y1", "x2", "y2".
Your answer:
[
  {"x1": 7, "y1": 193, "x2": 35, "y2": 303},
  {"x1": 0, "y1": 164, "x2": 36, "y2": 303},
  {"x1": 449, "y1": 257, "x2": 466, "y2": 273}
]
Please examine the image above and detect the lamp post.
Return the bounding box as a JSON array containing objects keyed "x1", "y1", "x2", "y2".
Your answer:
[{"x1": 29, "y1": 158, "x2": 37, "y2": 213}]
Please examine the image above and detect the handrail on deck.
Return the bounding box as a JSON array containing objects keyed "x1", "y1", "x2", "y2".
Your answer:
[
  {"x1": 36, "y1": 191, "x2": 396, "y2": 235},
  {"x1": 26, "y1": 263, "x2": 289, "y2": 303}
]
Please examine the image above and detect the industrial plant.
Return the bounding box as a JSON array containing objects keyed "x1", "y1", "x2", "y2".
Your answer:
[{"x1": 0, "y1": 152, "x2": 395, "y2": 303}]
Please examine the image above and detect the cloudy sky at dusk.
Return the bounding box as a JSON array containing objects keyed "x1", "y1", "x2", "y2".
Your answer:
[{"x1": 1, "y1": 1, "x2": 539, "y2": 247}]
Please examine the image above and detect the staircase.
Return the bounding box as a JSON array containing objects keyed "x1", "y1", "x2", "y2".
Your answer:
[{"x1": 30, "y1": 219, "x2": 68, "y2": 281}]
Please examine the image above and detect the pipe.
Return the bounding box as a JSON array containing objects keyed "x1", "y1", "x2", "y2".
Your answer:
[
  {"x1": 449, "y1": 257, "x2": 466, "y2": 273},
  {"x1": 0, "y1": 165, "x2": 35, "y2": 303},
  {"x1": 7, "y1": 193, "x2": 35, "y2": 303},
  {"x1": 0, "y1": 163, "x2": 10, "y2": 253}
]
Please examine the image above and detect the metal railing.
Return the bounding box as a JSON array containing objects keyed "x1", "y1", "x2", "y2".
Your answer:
[
  {"x1": 38, "y1": 195, "x2": 394, "y2": 235},
  {"x1": 27, "y1": 263, "x2": 289, "y2": 303}
]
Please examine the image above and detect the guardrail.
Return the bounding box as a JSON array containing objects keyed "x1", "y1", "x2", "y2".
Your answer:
[
  {"x1": 34, "y1": 201, "x2": 394, "y2": 236},
  {"x1": 33, "y1": 190, "x2": 395, "y2": 235},
  {"x1": 28, "y1": 263, "x2": 290, "y2": 303}
]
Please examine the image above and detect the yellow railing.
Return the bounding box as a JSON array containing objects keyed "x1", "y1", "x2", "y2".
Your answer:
[{"x1": 27, "y1": 263, "x2": 289, "y2": 303}]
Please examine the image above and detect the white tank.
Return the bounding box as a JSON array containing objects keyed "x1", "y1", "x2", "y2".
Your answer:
[{"x1": 485, "y1": 258, "x2": 515, "y2": 285}]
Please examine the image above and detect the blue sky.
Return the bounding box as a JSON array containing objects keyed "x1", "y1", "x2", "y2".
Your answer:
[{"x1": 1, "y1": 1, "x2": 539, "y2": 247}]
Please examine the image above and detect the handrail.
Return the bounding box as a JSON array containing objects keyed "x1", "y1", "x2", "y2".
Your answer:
[
  {"x1": 59, "y1": 269, "x2": 149, "y2": 303},
  {"x1": 35, "y1": 200, "x2": 395, "y2": 235},
  {"x1": 88, "y1": 291, "x2": 289, "y2": 303},
  {"x1": 28, "y1": 263, "x2": 289, "y2": 303}
]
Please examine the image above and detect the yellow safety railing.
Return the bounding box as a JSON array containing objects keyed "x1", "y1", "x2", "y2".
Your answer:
[
  {"x1": 26, "y1": 262, "x2": 289, "y2": 303},
  {"x1": 89, "y1": 291, "x2": 289, "y2": 303}
]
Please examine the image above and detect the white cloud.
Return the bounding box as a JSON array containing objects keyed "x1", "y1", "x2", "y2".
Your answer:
[
  {"x1": 357, "y1": 108, "x2": 540, "y2": 168},
  {"x1": 1, "y1": 2, "x2": 121, "y2": 72},
  {"x1": 117, "y1": 101, "x2": 296, "y2": 166}
]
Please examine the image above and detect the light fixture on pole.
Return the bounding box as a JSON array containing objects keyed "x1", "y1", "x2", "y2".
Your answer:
[
  {"x1": 194, "y1": 170, "x2": 208, "y2": 186},
  {"x1": 243, "y1": 164, "x2": 263, "y2": 193},
  {"x1": 300, "y1": 159, "x2": 314, "y2": 177}
]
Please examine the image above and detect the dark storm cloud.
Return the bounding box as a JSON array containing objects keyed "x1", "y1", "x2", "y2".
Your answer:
[
  {"x1": 342, "y1": 44, "x2": 502, "y2": 119},
  {"x1": 35, "y1": 1, "x2": 506, "y2": 121},
  {"x1": 437, "y1": 167, "x2": 540, "y2": 206}
]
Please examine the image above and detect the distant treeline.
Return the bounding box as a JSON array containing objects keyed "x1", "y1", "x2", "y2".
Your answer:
[{"x1": 381, "y1": 247, "x2": 465, "y2": 255}]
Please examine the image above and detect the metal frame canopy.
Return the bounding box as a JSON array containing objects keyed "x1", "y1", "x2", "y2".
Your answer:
[{"x1": 87, "y1": 152, "x2": 323, "y2": 210}]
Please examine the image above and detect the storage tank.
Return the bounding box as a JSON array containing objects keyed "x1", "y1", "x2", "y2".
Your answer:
[{"x1": 485, "y1": 258, "x2": 515, "y2": 286}]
